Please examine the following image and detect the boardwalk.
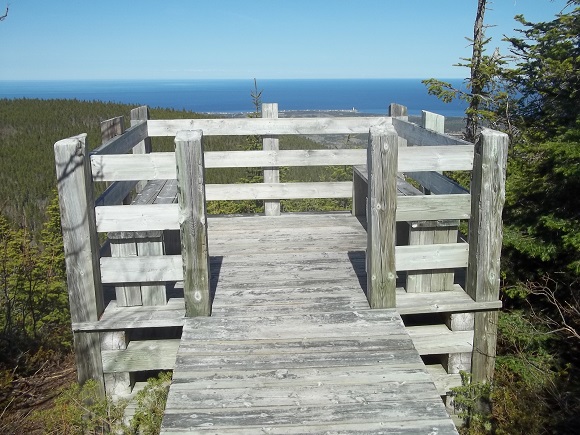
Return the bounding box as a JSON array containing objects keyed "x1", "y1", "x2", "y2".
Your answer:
[
  {"x1": 54, "y1": 105, "x2": 507, "y2": 433},
  {"x1": 161, "y1": 214, "x2": 458, "y2": 434}
]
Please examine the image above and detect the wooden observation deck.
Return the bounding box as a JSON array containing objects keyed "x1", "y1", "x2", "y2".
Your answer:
[{"x1": 54, "y1": 104, "x2": 507, "y2": 433}]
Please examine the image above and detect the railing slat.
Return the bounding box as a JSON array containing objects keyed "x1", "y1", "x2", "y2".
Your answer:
[
  {"x1": 91, "y1": 120, "x2": 148, "y2": 155},
  {"x1": 91, "y1": 146, "x2": 473, "y2": 181},
  {"x1": 147, "y1": 117, "x2": 391, "y2": 136}
]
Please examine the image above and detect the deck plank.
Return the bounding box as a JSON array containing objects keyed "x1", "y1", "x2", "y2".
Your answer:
[{"x1": 161, "y1": 213, "x2": 458, "y2": 434}]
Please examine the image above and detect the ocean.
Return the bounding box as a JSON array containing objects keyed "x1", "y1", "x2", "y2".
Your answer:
[{"x1": 0, "y1": 78, "x2": 467, "y2": 117}]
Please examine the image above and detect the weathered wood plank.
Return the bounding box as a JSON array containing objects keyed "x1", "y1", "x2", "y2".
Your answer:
[
  {"x1": 467, "y1": 129, "x2": 508, "y2": 383},
  {"x1": 102, "y1": 339, "x2": 180, "y2": 373},
  {"x1": 396, "y1": 243, "x2": 469, "y2": 271},
  {"x1": 392, "y1": 117, "x2": 471, "y2": 146},
  {"x1": 91, "y1": 146, "x2": 472, "y2": 181},
  {"x1": 406, "y1": 171, "x2": 469, "y2": 195},
  {"x1": 407, "y1": 325, "x2": 474, "y2": 355},
  {"x1": 207, "y1": 181, "x2": 353, "y2": 200},
  {"x1": 54, "y1": 134, "x2": 104, "y2": 394},
  {"x1": 91, "y1": 120, "x2": 148, "y2": 155},
  {"x1": 396, "y1": 194, "x2": 470, "y2": 221},
  {"x1": 366, "y1": 126, "x2": 398, "y2": 308},
  {"x1": 263, "y1": 103, "x2": 281, "y2": 216},
  {"x1": 175, "y1": 130, "x2": 211, "y2": 317},
  {"x1": 147, "y1": 116, "x2": 391, "y2": 136}
]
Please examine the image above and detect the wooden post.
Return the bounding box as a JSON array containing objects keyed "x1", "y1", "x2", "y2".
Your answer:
[
  {"x1": 388, "y1": 103, "x2": 408, "y2": 149},
  {"x1": 366, "y1": 126, "x2": 398, "y2": 309},
  {"x1": 175, "y1": 130, "x2": 211, "y2": 317},
  {"x1": 262, "y1": 103, "x2": 280, "y2": 216},
  {"x1": 54, "y1": 134, "x2": 105, "y2": 395},
  {"x1": 406, "y1": 111, "x2": 458, "y2": 292},
  {"x1": 421, "y1": 110, "x2": 445, "y2": 133},
  {"x1": 131, "y1": 106, "x2": 152, "y2": 194},
  {"x1": 466, "y1": 129, "x2": 508, "y2": 382}
]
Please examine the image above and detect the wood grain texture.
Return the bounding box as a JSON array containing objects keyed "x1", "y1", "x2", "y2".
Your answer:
[
  {"x1": 91, "y1": 120, "x2": 148, "y2": 155},
  {"x1": 466, "y1": 129, "x2": 508, "y2": 382},
  {"x1": 262, "y1": 103, "x2": 281, "y2": 216},
  {"x1": 147, "y1": 116, "x2": 391, "y2": 137},
  {"x1": 54, "y1": 134, "x2": 104, "y2": 394},
  {"x1": 175, "y1": 130, "x2": 211, "y2": 317},
  {"x1": 392, "y1": 117, "x2": 471, "y2": 146},
  {"x1": 366, "y1": 126, "x2": 398, "y2": 308},
  {"x1": 90, "y1": 146, "x2": 472, "y2": 181}
]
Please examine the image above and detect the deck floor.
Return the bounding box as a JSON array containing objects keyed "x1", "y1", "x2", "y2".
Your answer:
[{"x1": 161, "y1": 213, "x2": 457, "y2": 434}]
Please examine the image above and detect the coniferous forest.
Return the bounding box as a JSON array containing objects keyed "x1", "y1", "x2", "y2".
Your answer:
[{"x1": 0, "y1": 3, "x2": 579, "y2": 432}]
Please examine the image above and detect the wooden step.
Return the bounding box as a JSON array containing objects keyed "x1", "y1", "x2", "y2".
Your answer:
[
  {"x1": 406, "y1": 324, "x2": 473, "y2": 355},
  {"x1": 72, "y1": 299, "x2": 186, "y2": 332},
  {"x1": 425, "y1": 364, "x2": 463, "y2": 396},
  {"x1": 102, "y1": 339, "x2": 180, "y2": 373},
  {"x1": 396, "y1": 284, "x2": 501, "y2": 315}
]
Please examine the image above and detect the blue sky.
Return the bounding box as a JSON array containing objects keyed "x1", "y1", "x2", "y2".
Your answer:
[{"x1": 0, "y1": 0, "x2": 571, "y2": 80}]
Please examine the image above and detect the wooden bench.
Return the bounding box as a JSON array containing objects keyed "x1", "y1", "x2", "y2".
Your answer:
[{"x1": 352, "y1": 164, "x2": 460, "y2": 292}]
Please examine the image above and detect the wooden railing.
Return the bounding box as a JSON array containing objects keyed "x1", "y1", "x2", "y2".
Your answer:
[{"x1": 54, "y1": 104, "x2": 508, "y2": 394}]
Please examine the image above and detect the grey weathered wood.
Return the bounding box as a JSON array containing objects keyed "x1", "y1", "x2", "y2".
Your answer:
[
  {"x1": 388, "y1": 103, "x2": 409, "y2": 119},
  {"x1": 54, "y1": 134, "x2": 104, "y2": 395},
  {"x1": 406, "y1": 171, "x2": 469, "y2": 195},
  {"x1": 91, "y1": 146, "x2": 472, "y2": 181},
  {"x1": 262, "y1": 103, "x2": 280, "y2": 216},
  {"x1": 135, "y1": 232, "x2": 167, "y2": 306},
  {"x1": 466, "y1": 129, "x2": 508, "y2": 382},
  {"x1": 100, "y1": 116, "x2": 125, "y2": 143},
  {"x1": 366, "y1": 126, "x2": 398, "y2": 308},
  {"x1": 352, "y1": 165, "x2": 367, "y2": 217},
  {"x1": 392, "y1": 117, "x2": 471, "y2": 146},
  {"x1": 175, "y1": 130, "x2": 211, "y2": 317},
  {"x1": 148, "y1": 116, "x2": 391, "y2": 137},
  {"x1": 422, "y1": 110, "x2": 445, "y2": 134},
  {"x1": 131, "y1": 106, "x2": 152, "y2": 194},
  {"x1": 102, "y1": 339, "x2": 180, "y2": 373},
  {"x1": 109, "y1": 236, "x2": 142, "y2": 306},
  {"x1": 95, "y1": 180, "x2": 138, "y2": 206},
  {"x1": 91, "y1": 120, "x2": 148, "y2": 155},
  {"x1": 388, "y1": 102, "x2": 408, "y2": 149}
]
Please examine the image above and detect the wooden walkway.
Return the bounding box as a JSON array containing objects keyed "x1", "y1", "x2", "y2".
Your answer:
[{"x1": 161, "y1": 213, "x2": 458, "y2": 434}]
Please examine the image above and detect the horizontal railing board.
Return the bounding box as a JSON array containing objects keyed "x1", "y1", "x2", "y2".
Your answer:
[
  {"x1": 395, "y1": 243, "x2": 469, "y2": 271},
  {"x1": 396, "y1": 194, "x2": 471, "y2": 221},
  {"x1": 392, "y1": 118, "x2": 471, "y2": 146},
  {"x1": 95, "y1": 180, "x2": 137, "y2": 206},
  {"x1": 99, "y1": 243, "x2": 468, "y2": 283},
  {"x1": 95, "y1": 193, "x2": 470, "y2": 233},
  {"x1": 91, "y1": 146, "x2": 474, "y2": 181},
  {"x1": 100, "y1": 255, "x2": 183, "y2": 283},
  {"x1": 406, "y1": 171, "x2": 469, "y2": 195},
  {"x1": 91, "y1": 120, "x2": 148, "y2": 155},
  {"x1": 96, "y1": 204, "x2": 179, "y2": 232},
  {"x1": 147, "y1": 117, "x2": 391, "y2": 137},
  {"x1": 207, "y1": 182, "x2": 353, "y2": 201}
]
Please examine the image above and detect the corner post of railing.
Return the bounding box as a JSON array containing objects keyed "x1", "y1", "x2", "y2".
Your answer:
[
  {"x1": 466, "y1": 128, "x2": 508, "y2": 382},
  {"x1": 131, "y1": 106, "x2": 152, "y2": 194},
  {"x1": 262, "y1": 103, "x2": 280, "y2": 216},
  {"x1": 54, "y1": 134, "x2": 105, "y2": 396},
  {"x1": 175, "y1": 130, "x2": 211, "y2": 317},
  {"x1": 366, "y1": 125, "x2": 398, "y2": 308}
]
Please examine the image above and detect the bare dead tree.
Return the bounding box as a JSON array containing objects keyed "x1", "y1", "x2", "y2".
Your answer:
[
  {"x1": 527, "y1": 277, "x2": 580, "y2": 341},
  {"x1": 0, "y1": 5, "x2": 8, "y2": 21},
  {"x1": 465, "y1": 0, "x2": 487, "y2": 143}
]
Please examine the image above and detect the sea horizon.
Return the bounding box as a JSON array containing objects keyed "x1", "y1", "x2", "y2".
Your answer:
[{"x1": 0, "y1": 78, "x2": 468, "y2": 117}]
